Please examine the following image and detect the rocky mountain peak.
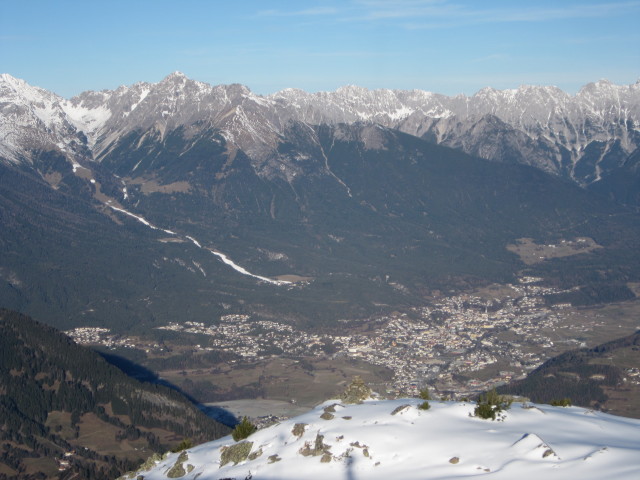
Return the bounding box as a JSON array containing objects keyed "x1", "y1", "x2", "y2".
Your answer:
[
  {"x1": 164, "y1": 70, "x2": 188, "y2": 81},
  {"x1": 1, "y1": 74, "x2": 639, "y2": 196}
]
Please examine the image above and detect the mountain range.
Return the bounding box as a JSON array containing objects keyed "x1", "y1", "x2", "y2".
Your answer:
[
  {"x1": 1, "y1": 73, "x2": 639, "y2": 332},
  {"x1": 3, "y1": 73, "x2": 639, "y2": 199}
]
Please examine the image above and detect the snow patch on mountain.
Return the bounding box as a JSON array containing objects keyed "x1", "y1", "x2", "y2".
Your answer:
[
  {"x1": 63, "y1": 103, "x2": 112, "y2": 147},
  {"x1": 107, "y1": 203, "x2": 289, "y2": 285}
]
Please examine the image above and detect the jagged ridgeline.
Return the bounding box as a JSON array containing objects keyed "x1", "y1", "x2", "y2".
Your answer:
[{"x1": 0, "y1": 309, "x2": 230, "y2": 480}]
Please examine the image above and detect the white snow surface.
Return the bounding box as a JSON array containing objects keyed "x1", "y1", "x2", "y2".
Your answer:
[
  {"x1": 208, "y1": 250, "x2": 290, "y2": 285},
  {"x1": 134, "y1": 399, "x2": 640, "y2": 480},
  {"x1": 107, "y1": 205, "x2": 289, "y2": 285}
]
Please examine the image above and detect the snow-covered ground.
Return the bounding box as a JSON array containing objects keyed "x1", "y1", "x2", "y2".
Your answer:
[{"x1": 129, "y1": 399, "x2": 640, "y2": 480}]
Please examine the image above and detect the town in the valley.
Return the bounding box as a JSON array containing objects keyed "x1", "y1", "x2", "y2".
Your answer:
[{"x1": 67, "y1": 274, "x2": 639, "y2": 408}]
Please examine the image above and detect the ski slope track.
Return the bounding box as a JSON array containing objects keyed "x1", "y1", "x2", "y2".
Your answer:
[{"x1": 108, "y1": 204, "x2": 290, "y2": 286}]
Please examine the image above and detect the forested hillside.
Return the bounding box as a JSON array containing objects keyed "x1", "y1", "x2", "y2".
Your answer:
[
  {"x1": 0, "y1": 309, "x2": 230, "y2": 479},
  {"x1": 499, "y1": 330, "x2": 640, "y2": 417}
]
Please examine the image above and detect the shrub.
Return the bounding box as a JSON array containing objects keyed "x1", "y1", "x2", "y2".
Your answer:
[
  {"x1": 474, "y1": 402, "x2": 496, "y2": 420},
  {"x1": 550, "y1": 398, "x2": 572, "y2": 407},
  {"x1": 232, "y1": 417, "x2": 256, "y2": 441},
  {"x1": 418, "y1": 386, "x2": 431, "y2": 401},
  {"x1": 341, "y1": 376, "x2": 372, "y2": 404},
  {"x1": 474, "y1": 389, "x2": 512, "y2": 420},
  {"x1": 418, "y1": 400, "x2": 431, "y2": 410},
  {"x1": 171, "y1": 438, "x2": 193, "y2": 453}
]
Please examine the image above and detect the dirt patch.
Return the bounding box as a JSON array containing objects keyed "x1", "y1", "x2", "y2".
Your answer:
[
  {"x1": 627, "y1": 283, "x2": 640, "y2": 296},
  {"x1": 42, "y1": 172, "x2": 62, "y2": 189},
  {"x1": 127, "y1": 177, "x2": 191, "y2": 195},
  {"x1": 506, "y1": 237, "x2": 602, "y2": 265},
  {"x1": 0, "y1": 463, "x2": 17, "y2": 476}
]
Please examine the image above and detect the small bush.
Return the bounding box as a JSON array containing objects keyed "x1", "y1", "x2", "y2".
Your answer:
[
  {"x1": 474, "y1": 389, "x2": 512, "y2": 420},
  {"x1": 341, "y1": 376, "x2": 372, "y2": 404},
  {"x1": 171, "y1": 438, "x2": 193, "y2": 453},
  {"x1": 418, "y1": 400, "x2": 431, "y2": 410},
  {"x1": 550, "y1": 398, "x2": 572, "y2": 407},
  {"x1": 418, "y1": 386, "x2": 431, "y2": 400},
  {"x1": 474, "y1": 402, "x2": 496, "y2": 420},
  {"x1": 232, "y1": 417, "x2": 257, "y2": 441}
]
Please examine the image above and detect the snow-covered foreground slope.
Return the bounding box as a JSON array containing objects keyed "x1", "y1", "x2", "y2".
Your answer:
[{"x1": 130, "y1": 399, "x2": 640, "y2": 480}]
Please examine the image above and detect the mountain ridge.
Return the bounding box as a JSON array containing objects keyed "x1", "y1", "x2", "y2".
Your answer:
[{"x1": 2, "y1": 73, "x2": 639, "y2": 197}]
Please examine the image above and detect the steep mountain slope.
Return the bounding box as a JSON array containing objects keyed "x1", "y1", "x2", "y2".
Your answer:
[
  {"x1": 128, "y1": 398, "x2": 640, "y2": 480},
  {"x1": 1, "y1": 73, "x2": 640, "y2": 333},
  {"x1": 589, "y1": 145, "x2": 640, "y2": 206},
  {"x1": 276, "y1": 79, "x2": 640, "y2": 192},
  {"x1": 2, "y1": 117, "x2": 640, "y2": 332},
  {"x1": 0, "y1": 309, "x2": 230, "y2": 479},
  {"x1": 0, "y1": 157, "x2": 282, "y2": 332},
  {"x1": 85, "y1": 117, "x2": 640, "y2": 292},
  {"x1": 0, "y1": 74, "x2": 90, "y2": 165}
]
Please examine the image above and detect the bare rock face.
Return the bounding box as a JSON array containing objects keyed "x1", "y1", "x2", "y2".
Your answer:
[
  {"x1": 292, "y1": 423, "x2": 308, "y2": 438},
  {"x1": 166, "y1": 451, "x2": 189, "y2": 478},
  {"x1": 220, "y1": 441, "x2": 253, "y2": 467},
  {"x1": 299, "y1": 433, "x2": 332, "y2": 458}
]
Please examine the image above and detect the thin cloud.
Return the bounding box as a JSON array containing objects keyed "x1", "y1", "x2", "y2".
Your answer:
[
  {"x1": 355, "y1": 0, "x2": 458, "y2": 19},
  {"x1": 488, "y1": 1, "x2": 640, "y2": 22},
  {"x1": 472, "y1": 53, "x2": 509, "y2": 63},
  {"x1": 565, "y1": 32, "x2": 640, "y2": 45},
  {"x1": 257, "y1": 7, "x2": 338, "y2": 17},
  {"x1": 351, "y1": 0, "x2": 640, "y2": 27}
]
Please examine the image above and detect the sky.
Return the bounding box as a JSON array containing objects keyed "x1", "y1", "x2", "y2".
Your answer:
[{"x1": 1, "y1": 0, "x2": 639, "y2": 98}]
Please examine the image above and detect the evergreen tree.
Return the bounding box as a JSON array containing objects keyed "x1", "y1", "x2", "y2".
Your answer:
[{"x1": 232, "y1": 417, "x2": 257, "y2": 442}]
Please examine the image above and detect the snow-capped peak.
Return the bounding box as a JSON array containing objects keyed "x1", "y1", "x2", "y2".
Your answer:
[
  {"x1": 1, "y1": 74, "x2": 639, "y2": 188},
  {"x1": 0, "y1": 73, "x2": 81, "y2": 163},
  {"x1": 164, "y1": 70, "x2": 188, "y2": 80}
]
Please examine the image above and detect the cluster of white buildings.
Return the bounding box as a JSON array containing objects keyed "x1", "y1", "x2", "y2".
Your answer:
[{"x1": 68, "y1": 276, "x2": 588, "y2": 399}]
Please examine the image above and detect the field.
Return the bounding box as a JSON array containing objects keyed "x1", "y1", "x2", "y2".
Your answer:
[
  {"x1": 506, "y1": 237, "x2": 602, "y2": 264},
  {"x1": 159, "y1": 355, "x2": 393, "y2": 409}
]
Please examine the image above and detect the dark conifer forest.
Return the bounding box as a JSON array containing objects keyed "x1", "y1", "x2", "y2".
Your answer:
[{"x1": 0, "y1": 309, "x2": 230, "y2": 479}]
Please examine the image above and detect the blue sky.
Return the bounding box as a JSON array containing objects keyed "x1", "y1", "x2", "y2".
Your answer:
[{"x1": 1, "y1": 0, "x2": 639, "y2": 98}]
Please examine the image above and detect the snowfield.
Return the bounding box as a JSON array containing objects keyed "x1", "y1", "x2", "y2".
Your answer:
[{"x1": 128, "y1": 399, "x2": 640, "y2": 480}]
